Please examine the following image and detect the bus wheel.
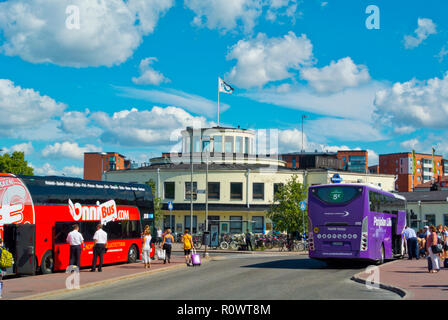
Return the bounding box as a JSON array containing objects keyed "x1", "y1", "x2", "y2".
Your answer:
[
  {"x1": 128, "y1": 244, "x2": 138, "y2": 263},
  {"x1": 40, "y1": 251, "x2": 54, "y2": 274}
]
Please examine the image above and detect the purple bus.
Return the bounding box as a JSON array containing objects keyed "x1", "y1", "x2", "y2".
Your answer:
[{"x1": 308, "y1": 183, "x2": 407, "y2": 265}]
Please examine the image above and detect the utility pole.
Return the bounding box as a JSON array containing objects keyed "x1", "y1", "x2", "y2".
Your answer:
[{"x1": 301, "y1": 115, "x2": 307, "y2": 153}]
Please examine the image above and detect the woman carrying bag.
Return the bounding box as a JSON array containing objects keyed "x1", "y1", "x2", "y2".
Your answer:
[
  {"x1": 161, "y1": 229, "x2": 174, "y2": 264},
  {"x1": 142, "y1": 229, "x2": 152, "y2": 269},
  {"x1": 426, "y1": 226, "x2": 441, "y2": 273}
]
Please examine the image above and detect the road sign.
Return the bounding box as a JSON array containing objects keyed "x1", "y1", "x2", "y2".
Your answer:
[
  {"x1": 331, "y1": 173, "x2": 343, "y2": 183},
  {"x1": 168, "y1": 201, "x2": 173, "y2": 211},
  {"x1": 300, "y1": 201, "x2": 306, "y2": 211}
]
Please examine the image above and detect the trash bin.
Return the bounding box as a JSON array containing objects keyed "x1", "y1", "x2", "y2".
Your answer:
[{"x1": 202, "y1": 231, "x2": 211, "y2": 246}]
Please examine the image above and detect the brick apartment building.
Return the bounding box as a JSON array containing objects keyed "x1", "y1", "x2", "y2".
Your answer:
[
  {"x1": 280, "y1": 150, "x2": 368, "y2": 173},
  {"x1": 84, "y1": 152, "x2": 132, "y2": 180},
  {"x1": 379, "y1": 152, "x2": 444, "y2": 192}
]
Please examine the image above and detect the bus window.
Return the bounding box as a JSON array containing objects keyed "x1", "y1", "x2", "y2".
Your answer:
[
  {"x1": 81, "y1": 221, "x2": 100, "y2": 242},
  {"x1": 312, "y1": 186, "x2": 362, "y2": 204},
  {"x1": 54, "y1": 222, "x2": 73, "y2": 245}
]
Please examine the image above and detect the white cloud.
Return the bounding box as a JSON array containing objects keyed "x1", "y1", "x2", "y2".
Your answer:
[
  {"x1": 0, "y1": 79, "x2": 66, "y2": 137},
  {"x1": 32, "y1": 163, "x2": 83, "y2": 178},
  {"x1": 400, "y1": 138, "x2": 420, "y2": 150},
  {"x1": 1, "y1": 142, "x2": 34, "y2": 155},
  {"x1": 0, "y1": 0, "x2": 174, "y2": 67},
  {"x1": 226, "y1": 32, "x2": 314, "y2": 88},
  {"x1": 132, "y1": 57, "x2": 170, "y2": 85},
  {"x1": 116, "y1": 86, "x2": 229, "y2": 118},
  {"x1": 265, "y1": 0, "x2": 299, "y2": 23},
  {"x1": 42, "y1": 142, "x2": 101, "y2": 160},
  {"x1": 404, "y1": 18, "x2": 437, "y2": 49},
  {"x1": 374, "y1": 72, "x2": 448, "y2": 128},
  {"x1": 91, "y1": 106, "x2": 212, "y2": 147},
  {"x1": 300, "y1": 57, "x2": 371, "y2": 93}
]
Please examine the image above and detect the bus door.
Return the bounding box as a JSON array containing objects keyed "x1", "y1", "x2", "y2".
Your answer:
[{"x1": 3, "y1": 224, "x2": 36, "y2": 275}]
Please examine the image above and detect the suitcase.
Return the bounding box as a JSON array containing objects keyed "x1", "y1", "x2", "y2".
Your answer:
[{"x1": 191, "y1": 248, "x2": 201, "y2": 266}]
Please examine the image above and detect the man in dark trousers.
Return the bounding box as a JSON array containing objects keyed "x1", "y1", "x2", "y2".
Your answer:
[
  {"x1": 245, "y1": 229, "x2": 253, "y2": 251},
  {"x1": 66, "y1": 224, "x2": 84, "y2": 269},
  {"x1": 403, "y1": 226, "x2": 419, "y2": 260},
  {"x1": 90, "y1": 224, "x2": 108, "y2": 272}
]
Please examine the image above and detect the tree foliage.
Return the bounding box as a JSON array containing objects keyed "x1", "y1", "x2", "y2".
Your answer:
[
  {"x1": 267, "y1": 174, "x2": 308, "y2": 235},
  {"x1": 0, "y1": 151, "x2": 34, "y2": 175},
  {"x1": 145, "y1": 179, "x2": 163, "y2": 227}
]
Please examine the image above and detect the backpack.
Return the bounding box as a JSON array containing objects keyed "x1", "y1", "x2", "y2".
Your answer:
[{"x1": 0, "y1": 247, "x2": 13, "y2": 269}]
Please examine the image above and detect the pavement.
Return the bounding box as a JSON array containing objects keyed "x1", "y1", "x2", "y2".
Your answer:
[
  {"x1": 1, "y1": 244, "x2": 446, "y2": 300},
  {"x1": 352, "y1": 256, "x2": 448, "y2": 300}
]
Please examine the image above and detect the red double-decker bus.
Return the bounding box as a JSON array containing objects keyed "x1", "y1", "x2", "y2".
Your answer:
[{"x1": 0, "y1": 173, "x2": 155, "y2": 276}]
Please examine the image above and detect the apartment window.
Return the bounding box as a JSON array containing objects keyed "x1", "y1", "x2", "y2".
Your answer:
[
  {"x1": 213, "y1": 136, "x2": 222, "y2": 152},
  {"x1": 163, "y1": 215, "x2": 175, "y2": 231},
  {"x1": 292, "y1": 158, "x2": 296, "y2": 168},
  {"x1": 202, "y1": 136, "x2": 210, "y2": 152},
  {"x1": 230, "y1": 182, "x2": 243, "y2": 200},
  {"x1": 185, "y1": 182, "x2": 197, "y2": 200},
  {"x1": 253, "y1": 183, "x2": 264, "y2": 200},
  {"x1": 164, "y1": 181, "x2": 175, "y2": 199},
  {"x1": 208, "y1": 182, "x2": 220, "y2": 200},
  {"x1": 417, "y1": 168, "x2": 421, "y2": 173},
  {"x1": 244, "y1": 137, "x2": 249, "y2": 154},
  {"x1": 417, "y1": 176, "x2": 421, "y2": 182},
  {"x1": 230, "y1": 216, "x2": 242, "y2": 234},
  {"x1": 193, "y1": 136, "x2": 201, "y2": 153},
  {"x1": 417, "y1": 160, "x2": 421, "y2": 165}
]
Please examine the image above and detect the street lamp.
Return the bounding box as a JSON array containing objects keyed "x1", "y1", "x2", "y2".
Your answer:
[
  {"x1": 203, "y1": 136, "x2": 213, "y2": 258},
  {"x1": 186, "y1": 127, "x2": 194, "y2": 236}
]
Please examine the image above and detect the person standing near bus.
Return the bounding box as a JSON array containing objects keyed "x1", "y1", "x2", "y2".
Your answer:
[
  {"x1": 156, "y1": 227, "x2": 163, "y2": 245},
  {"x1": 66, "y1": 224, "x2": 84, "y2": 269},
  {"x1": 161, "y1": 229, "x2": 174, "y2": 264},
  {"x1": 403, "y1": 226, "x2": 419, "y2": 260},
  {"x1": 426, "y1": 225, "x2": 440, "y2": 273},
  {"x1": 142, "y1": 229, "x2": 152, "y2": 269},
  {"x1": 182, "y1": 229, "x2": 194, "y2": 266},
  {"x1": 90, "y1": 224, "x2": 107, "y2": 272}
]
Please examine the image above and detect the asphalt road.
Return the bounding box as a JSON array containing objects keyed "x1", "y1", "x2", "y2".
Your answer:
[{"x1": 43, "y1": 254, "x2": 400, "y2": 300}]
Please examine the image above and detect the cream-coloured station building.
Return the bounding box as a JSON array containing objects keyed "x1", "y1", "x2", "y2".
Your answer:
[{"x1": 104, "y1": 126, "x2": 396, "y2": 236}]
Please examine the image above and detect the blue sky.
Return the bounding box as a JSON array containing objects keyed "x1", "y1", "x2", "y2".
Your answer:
[{"x1": 0, "y1": 0, "x2": 447, "y2": 177}]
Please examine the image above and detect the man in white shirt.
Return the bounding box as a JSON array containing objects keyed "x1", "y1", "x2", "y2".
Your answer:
[
  {"x1": 66, "y1": 224, "x2": 84, "y2": 269},
  {"x1": 90, "y1": 224, "x2": 107, "y2": 272}
]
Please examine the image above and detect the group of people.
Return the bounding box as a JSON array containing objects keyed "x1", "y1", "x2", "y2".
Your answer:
[
  {"x1": 66, "y1": 223, "x2": 108, "y2": 272},
  {"x1": 403, "y1": 224, "x2": 448, "y2": 273},
  {"x1": 141, "y1": 227, "x2": 196, "y2": 268}
]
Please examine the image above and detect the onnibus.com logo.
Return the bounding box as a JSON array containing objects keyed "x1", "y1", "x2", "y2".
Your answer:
[{"x1": 68, "y1": 199, "x2": 129, "y2": 225}]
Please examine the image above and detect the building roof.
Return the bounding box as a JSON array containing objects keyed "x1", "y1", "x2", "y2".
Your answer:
[
  {"x1": 380, "y1": 152, "x2": 443, "y2": 157},
  {"x1": 398, "y1": 190, "x2": 448, "y2": 202},
  {"x1": 132, "y1": 163, "x2": 296, "y2": 172}
]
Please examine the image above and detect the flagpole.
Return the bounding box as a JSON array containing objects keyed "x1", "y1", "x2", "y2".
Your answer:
[{"x1": 217, "y1": 77, "x2": 220, "y2": 127}]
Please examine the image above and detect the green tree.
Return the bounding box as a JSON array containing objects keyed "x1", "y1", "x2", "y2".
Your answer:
[
  {"x1": 145, "y1": 179, "x2": 163, "y2": 228},
  {"x1": 0, "y1": 151, "x2": 34, "y2": 175},
  {"x1": 267, "y1": 174, "x2": 308, "y2": 236}
]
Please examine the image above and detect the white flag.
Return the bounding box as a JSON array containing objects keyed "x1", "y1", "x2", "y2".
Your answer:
[{"x1": 218, "y1": 77, "x2": 234, "y2": 94}]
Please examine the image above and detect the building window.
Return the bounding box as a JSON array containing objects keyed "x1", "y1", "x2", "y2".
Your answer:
[
  {"x1": 230, "y1": 216, "x2": 242, "y2": 234},
  {"x1": 208, "y1": 182, "x2": 220, "y2": 200},
  {"x1": 163, "y1": 215, "x2": 175, "y2": 231},
  {"x1": 244, "y1": 137, "x2": 249, "y2": 154},
  {"x1": 273, "y1": 183, "x2": 284, "y2": 198},
  {"x1": 444, "y1": 214, "x2": 448, "y2": 227},
  {"x1": 292, "y1": 158, "x2": 296, "y2": 168},
  {"x1": 185, "y1": 182, "x2": 197, "y2": 200},
  {"x1": 202, "y1": 137, "x2": 210, "y2": 152},
  {"x1": 164, "y1": 182, "x2": 175, "y2": 199},
  {"x1": 184, "y1": 215, "x2": 197, "y2": 234},
  {"x1": 225, "y1": 136, "x2": 234, "y2": 153},
  {"x1": 213, "y1": 136, "x2": 222, "y2": 152},
  {"x1": 252, "y1": 216, "x2": 264, "y2": 234},
  {"x1": 253, "y1": 183, "x2": 264, "y2": 200},
  {"x1": 230, "y1": 182, "x2": 243, "y2": 200},
  {"x1": 236, "y1": 136, "x2": 243, "y2": 153},
  {"x1": 425, "y1": 214, "x2": 436, "y2": 226}
]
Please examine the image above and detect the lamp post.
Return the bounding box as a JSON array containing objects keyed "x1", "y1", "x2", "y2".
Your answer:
[
  {"x1": 186, "y1": 127, "x2": 194, "y2": 236},
  {"x1": 202, "y1": 136, "x2": 213, "y2": 258}
]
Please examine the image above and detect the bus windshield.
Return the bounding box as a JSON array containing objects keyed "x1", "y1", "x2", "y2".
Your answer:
[{"x1": 311, "y1": 185, "x2": 363, "y2": 205}]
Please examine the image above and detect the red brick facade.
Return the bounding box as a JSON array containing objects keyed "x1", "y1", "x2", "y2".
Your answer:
[{"x1": 84, "y1": 152, "x2": 128, "y2": 180}]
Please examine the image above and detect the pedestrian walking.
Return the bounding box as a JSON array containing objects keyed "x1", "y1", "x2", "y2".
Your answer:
[
  {"x1": 66, "y1": 224, "x2": 84, "y2": 269},
  {"x1": 442, "y1": 225, "x2": 448, "y2": 259},
  {"x1": 90, "y1": 224, "x2": 107, "y2": 272},
  {"x1": 142, "y1": 229, "x2": 152, "y2": 269},
  {"x1": 161, "y1": 229, "x2": 174, "y2": 264},
  {"x1": 156, "y1": 227, "x2": 163, "y2": 245},
  {"x1": 182, "y1": 229, "x2": 194, "y2": 266},
  {"x1": 426, "y1": 225, "x2": 440, "y2": 273},
  {"x1": 245, "y1": 229, "x2": 253, "y2": 251},
  {"x1": 403, "y1": 226, "x2": 419, "y2": 260},
  {"x1": 0, "y1": 238, "x2": 6, "y2": 299}
]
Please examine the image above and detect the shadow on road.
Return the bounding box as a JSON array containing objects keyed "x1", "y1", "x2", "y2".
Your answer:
[{"x1": 240, "y1": 257, "x2": 374, "y2": 271}]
